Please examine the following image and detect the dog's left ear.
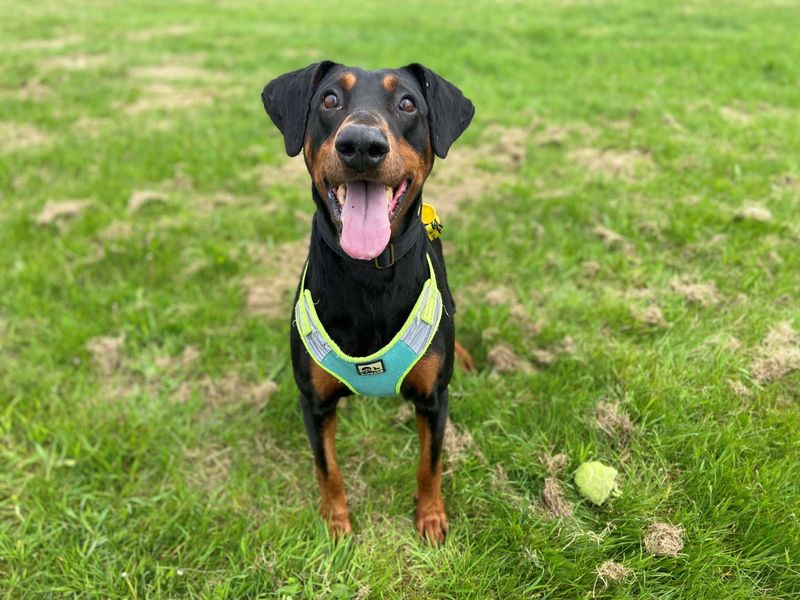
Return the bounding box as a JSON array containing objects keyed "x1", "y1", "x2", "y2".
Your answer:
[
  {"x1": 404, "y1": 63, "x2": 475, "y2": 158},
  {"x1": 262, "y1": 61, "x2": 338, "y2": 156}
]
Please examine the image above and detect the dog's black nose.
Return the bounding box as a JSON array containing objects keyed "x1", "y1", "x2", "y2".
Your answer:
[{"x1": 335, "y1": 125, "x2": 389, "y2": 172}]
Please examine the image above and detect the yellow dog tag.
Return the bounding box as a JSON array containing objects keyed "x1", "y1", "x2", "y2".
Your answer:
[{"x1": 420, "y1": 202, "x2": 443, "y2": 241}]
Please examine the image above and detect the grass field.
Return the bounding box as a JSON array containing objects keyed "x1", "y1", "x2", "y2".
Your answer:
[{"x1": 2, "y1": 0, "x2": 800, "y2": 597}]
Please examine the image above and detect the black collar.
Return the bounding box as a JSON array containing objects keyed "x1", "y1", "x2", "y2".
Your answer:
[{"x1": 313, "y1": 202, "x2": 426, "y2": 269}]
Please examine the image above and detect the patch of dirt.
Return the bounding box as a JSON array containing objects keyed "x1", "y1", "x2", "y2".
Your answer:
[
  {"x1": 0, "y1": 122, "x2": 51, "y2": 153},
  {"x1": 541, "y1": 452, "x2": 568, "y2": 475},
  {"x1": 720, "y1": 106, "x2": 751, "y2": 125},
  {"x1": 243, "y1": 277, "x2": 288, "y2": 319},
  {"x1": 155, "y1": 345, "x2": 200, "y2": 371},
  {"x1": 354, "y1": 585, "x2": 371, "y2": 600},
  {"x1": 124, "y1": 82, "x2": 219, "y2": 115},
  {"x1": 582, "y1": 261, "x2": 601, "y2": 277},
  {"x1": 191, "y1": 191, "x2": 245, "y2": 215},
  {"x1": 243, "y1": 157, "x2": 310, "y2": 191},
  {"x1": 540, "y1": 477, "x2": 573, "y2": 518},
  {"x1": 643, "y1": 522, "x2": 685, "y2": 557},
  {"x1": 593, "y1": 401, "x2": 634, "y2": 444},
  {"x1": 443, "y1": 418, "x2": 483, "y2": 465},
  {"x1": 424, "y1": 122, "x2": 531, "y2": 218},
  {"x1": 86, "y1": 333, "x2": 126, "y2": 376},
  {"x1": 72, "y1": 116, "x2": 112, "y2": 139},
  {"x1": 487, "y1": 344, "x2": 533, "y2": 374},
  {"x1": 467, "y1": 282, "x2": 543, "y2": 337},
  {"x1": 530, "y1": 337, "x2": 575, "y2": 367},
  {"x1": 728, "y1": 379, "x2": 750, "y2": 398},
  {"x1": 128, "y1": 189, "x2": 168, "y2": 212},
  {"x1": 35, "y1": 199, "x2": 92, "y2": 226},
  {"x1": 15, "y1": 78, "x2": 51, "y2": 101},
  {"x1": 242, "y1": 237, "x2": 308, "y2": 319},
  {"x1": 187, "y1": 374, "x2": 279, "y2": 416},
  {"x1": 480, "y1": 327, "x2": 499, "y2": 343},
  {"x1": 592, "y1": 225, "x2": 634, "y2": 254},
  {"x1": 750, "y1": 321, "x2": 800, "y2": 384},
  {"x1": 121, "y1": 57, "x2": 235, "y2": 117},
  {"x1": 734, "y1": 204, "x2": 772, "y2": 222},
  {"x1": 99, "y1": 221, "x2": 134, "y2": 240},
  {"x1": 596, "y1": 560, "x2": 632, "y2": 586},
  {"x1": 39, "y1": 53, "x2": 109, "y2": 71},
  {"x1": 558, "y1": 335, "x2": 576, "y2": 354},
  {"x1": 394, "y1": 403, "x2": 415, "y2": 424},
  {"x1": 631, "y1": 304, "x2": 668, "y2": 327},
  {"x1": 697, "y1": 333, "x2": 742, "y2": 353},
  {"x1": 670, "y1": 277, "x2": 720, "y2": 306},
  {"x1": 250, "y1": 380, "x2": 280, "y2": 406},
  {"x1": 130, "y1": 63, "x2": 226, "y2": 82},
  {"x1": 720, "y1": 335, "x2": 742, "y2": 351},
  {"x1": 184, "y1": 444, "x2": 232, "y2": 491},
  {"x1": 485, "y1": 286, "x2": 516, "y2": 306},
  {"x1": 531, "y1": 348, "x2": 556, "y2": 366},
  {"x1": 662, "y1": 112, "x2": 684, "y2": 131},
  {"x1": 511, "y1": 306, "x2": 545, "y2": 338},
  {"x1": 570, "y1": 148, "x2": 654, "y2": 183},
  {"x1": 534, "y1": 125, "x2": 571, "y2": 146}
]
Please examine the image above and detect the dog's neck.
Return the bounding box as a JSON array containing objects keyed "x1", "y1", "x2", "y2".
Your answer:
[{"x1": 304, "y1": 190, "x2": 430, "y2": 357}]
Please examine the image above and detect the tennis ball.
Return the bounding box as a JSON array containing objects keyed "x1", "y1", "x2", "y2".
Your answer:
[{"x1": 574, "y1": 461, "x2": 619, "y2": 505}]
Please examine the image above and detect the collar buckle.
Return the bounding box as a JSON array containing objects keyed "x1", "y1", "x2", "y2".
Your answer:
[{"x1": 373, "y1": 244, "x2": 395, "y2": 269}]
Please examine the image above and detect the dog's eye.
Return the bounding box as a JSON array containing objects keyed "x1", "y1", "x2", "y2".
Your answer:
[
  {"x1": 399, "y1": 97, "x2": 416, "y2": 113},
  {"x1": 322, "y1": 93, "x2": 339, "y2": 109}
]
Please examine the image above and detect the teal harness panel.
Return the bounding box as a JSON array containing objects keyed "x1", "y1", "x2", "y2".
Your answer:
[{"x1": 294, "y1": 255, "x2": 443, "y2": 397}]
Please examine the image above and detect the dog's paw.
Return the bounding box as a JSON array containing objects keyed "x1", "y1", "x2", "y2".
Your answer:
[
  {"x1": 324, "y1": 510, "x2": 352, "y2": 540},
  {"x1": 321, "y1": 502, "x2": 352, "y2": 540},
  {"x1": 415, "y1": 502, "x2": 448, "y2": 545}
]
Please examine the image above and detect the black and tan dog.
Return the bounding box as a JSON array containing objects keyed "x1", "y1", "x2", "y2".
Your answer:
[{"x1": 262, "y1": 62, "x2": 474, "y2": 543}]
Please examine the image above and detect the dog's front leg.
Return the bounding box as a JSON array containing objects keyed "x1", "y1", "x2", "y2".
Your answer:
[
  {"x1": 403, "y1": 352, "x2": 450, "y2": 544},
  {"x1": 412, "y1": 388, "x2": 449, "y2": 544},
  {"x1": 300, "y1": 392, "x2": 351, "y2": 538}
]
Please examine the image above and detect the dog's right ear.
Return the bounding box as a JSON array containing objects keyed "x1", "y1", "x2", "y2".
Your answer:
[{"x1": 262, "y1": 61, "x2": 337, "y2": 156}]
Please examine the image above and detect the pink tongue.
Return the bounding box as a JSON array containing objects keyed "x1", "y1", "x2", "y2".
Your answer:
[{"x1": 339, "y1": 181, "x2": 390, "y2": 260}]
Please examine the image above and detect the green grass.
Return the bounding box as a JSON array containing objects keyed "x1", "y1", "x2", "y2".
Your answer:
[{"x1": 2, "y1": 0, "x2": 800, "y2": 597}]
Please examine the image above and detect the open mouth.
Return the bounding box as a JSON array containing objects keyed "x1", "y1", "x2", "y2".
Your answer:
[
  {"x1": 326, "y1": 177, "x2": 410, "y2": 223},
  {"x1": 323, "y1": 177, "x2": 411, "y2": 260}
]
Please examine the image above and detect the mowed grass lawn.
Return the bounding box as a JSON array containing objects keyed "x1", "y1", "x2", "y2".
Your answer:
[{"x1": 2, "y1": 0, "x2": 800, "y2": 597}]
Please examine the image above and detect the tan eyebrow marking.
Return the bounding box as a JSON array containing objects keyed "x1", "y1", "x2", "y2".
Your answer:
[
  {"x1": 382, "y1": 74, "x2": 398, "y2": 91},
  {"x1": 340, "y1": 72, "x2": 357, "y2": 90}
]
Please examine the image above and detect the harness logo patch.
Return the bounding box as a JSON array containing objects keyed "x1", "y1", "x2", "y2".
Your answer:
[{"x1": 356, "y1": 360, "x2": 385, "y2": 376}]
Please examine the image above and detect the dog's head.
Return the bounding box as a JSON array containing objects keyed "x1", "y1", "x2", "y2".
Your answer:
[{"x1": 263, "y1": 63, "x2": 474, "y2": 260}]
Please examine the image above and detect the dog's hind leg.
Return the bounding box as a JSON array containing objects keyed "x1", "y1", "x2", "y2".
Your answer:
[
  {"x1": 454, "y1": 340, "x2": 474, "y2": 371},
  {"x1": 300, "y1": 393, "x2": 351, "y2": 538}
]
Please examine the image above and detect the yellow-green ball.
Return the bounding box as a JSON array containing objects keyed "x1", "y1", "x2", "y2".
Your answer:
[{"x1": 574, "y1": 461, "x2": 618, "y2": 505}]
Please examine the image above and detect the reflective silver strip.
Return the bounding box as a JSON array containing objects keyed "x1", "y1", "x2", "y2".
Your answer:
[
  {"x1": 297, "y1": 298, "x2": 331, "y2": 362},
  {"x1": 401, "y1": 288, "x2": 442, "y2": 354}
]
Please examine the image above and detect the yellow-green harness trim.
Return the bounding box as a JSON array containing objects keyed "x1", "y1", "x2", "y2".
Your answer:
[{"x1": 295, "y1": 254, "x2": 443, "y2": 397}]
